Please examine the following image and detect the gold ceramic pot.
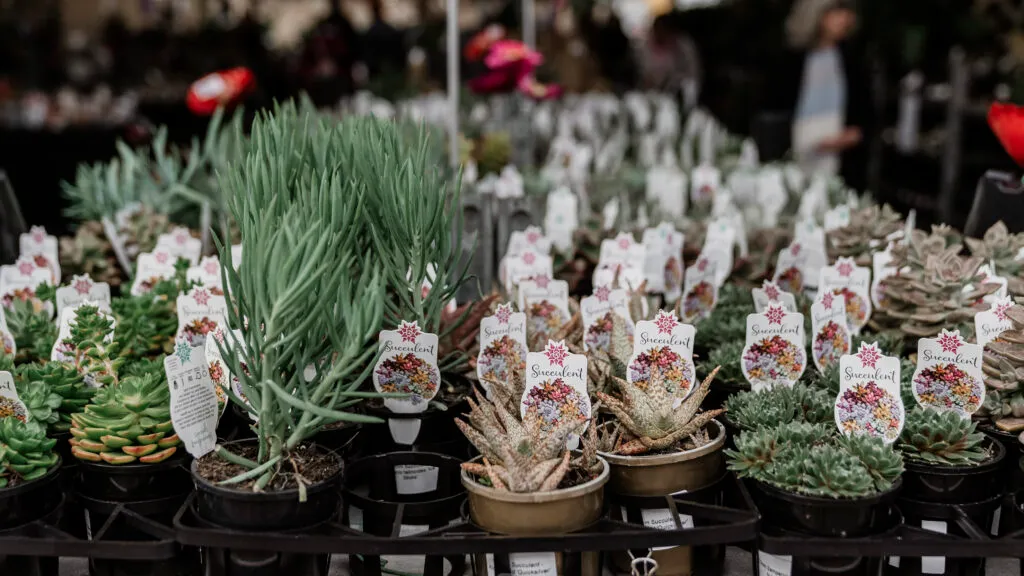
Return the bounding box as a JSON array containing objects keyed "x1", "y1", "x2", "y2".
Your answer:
[
  {"x1": 464, "y1": 456, "x2": 609, "y2": 576},
  {"x1": 600, "y1": 420, "x2": 726, "y2": 576}
]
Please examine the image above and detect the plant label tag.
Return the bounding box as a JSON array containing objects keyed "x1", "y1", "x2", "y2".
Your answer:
[
  {"x1": 164, "y1": 343, "x2": 219, "y2": 458},
  {"x1": 394, "y1": 464, "x2": 439, "y2": 495},
  {"x1": 1, "y1": 256, "x2": 53, "y2": 316},
  {"x1": 230, "y1": 244, "x2": 243, "y2": 271},
  {"x1": 691, "y1": 164, "x2": 721, "y2": 205},
  {"x1": 500, "y1": 553, "x2": 558, "y2": 576},
  {"x1": 51, "y1": 302, "x2": 116, "y2": 366},
  {"x1": 507, "y1": 226, "x2": 552, "y2": 256},
  {"x1": 544, "y1": 187, "x2": 579, "y2": 252},
  {"x1": 131, "y1": 250, "x2": 177, "y2": 296},
  {"x1": 753, "y1": 281, "x2": 798, "y2": 313},
  {"x1": 618, "y1": 505, "x2": 695, "y2": 551},
  {"x1": 596, "y1": 232, "x2": 646, "y2": 282},
  {"x1": 502, "y1": 250, "x2": 553, "y2": 294},
  {"x1": 920, "y1": 520, "x2": 948, "y2": 574},
  {"x1": 176, "y1": 287, "x2": 229, "y2": 349},
  {"x1": 0, "y1": 371, "x2": 28, "y2": 423},
  {"x1": 156, "y1": 227, "x2": 202, "y2": 266},
  {"x1": 601, "y1": 198, "x2": 619, "y2": 231},
  {"x1": 416, "y1": 263, "x2": 457, "y2": 315},
  {"x1": 773, "y1": 243, "x2": 806, "y2": 294},
  {"x1": 728, "y1": 170, "x2": 758, "y2": 204},
  {"x1": 823, "y1": 205, "x2": 851, "y2": 232},
  {"x1": 757, "y1": 168, "x2": 788, "y2": 228},
  {"x1": 646, "y1": 165, "x2": 688, "y2": 219},
  {"x1": 207, "y1": 327, "x2": 248, "y2": 419},
  {"x1": 522, "y1": 340, "x2": 590, "y2": 449},
  {"x1": 581, "y1": 286, "x2": 634, "y2": 355},
  {"x1": 629, "y1": 310, "x2": 696, "y2": 406},
  {"x1": 836, "y1": 343, "x2": 905, "y2": 443},
  {"x1": 758, "y1": 551, "x2": 793, "y2": 576},
  {"x1": 101, "y1": 217, "x2": 134, "y2": 278},
  {"x1": 20, "y1": 226, "x2": 60, "y2": 284},
  {"x1": 818, "y1": 257, "x2": 872, "y2": 334},
  {"x1": 912, "y1": 329, "x2": 984, "y2": 418},
  {"x1": 742, "y1": 304, "x2": 806, "y2": 391},
  {"x1": 794, "y1": 222, "x2": 828, "y2": 291},
  {"x1": 477, "y1": 303, "x2": 528, "y2": 395},
  {"x1": 56, "y1": 275, "x2": 111, "y2": 319},
  {"x1": 642, "y1": 224, "x2": 684, "y2": 300},
  {"x1": 0, "y1": 308, "x2": 14, "y2": 358},
  {"x1": 811, "y1": 291, "x2": 851, "y2": 374},
  {"x1": 374, "y1": 321, "x2": 440, "y2": 414},
  {"x1": 871, "y1": 244, "x2": 897, "y2": 309},
  {"x1": 681, "y1": 256, "x2": 719, "y2": 323},
  {"x1": 975, "y1": 296, "x2": 1014, "y2": 349},
  {"x1": 592, "y1": 264, "x2": 646, "y2": 294},
  {"x1": 969, "y1": 264, "x2": 1008, "y2": 304},
  {"x1": 186, "y1": 257, "x2": 224, "y2": 290},
  {"x1": 518, "y1": 277, "x2": 571, "y2": 345},
  {"x1": 702, "y1": 219, "x2": 735, "y2": 287}
]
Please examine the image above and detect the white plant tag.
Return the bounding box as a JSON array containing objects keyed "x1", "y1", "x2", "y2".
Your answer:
[
  {"x1": 0, "y1": 256, "x2": 53, "y2": 315},
  {"x1": 156, "y1": 227, "x2": 202, "y2": 266},
  {"x1": 507, "y1": 226, "x2": 553, "y2": 256},
  {"x1": 758, "y1": 551, "x2": 793, "y2": 576},
  {"x1": 502, "y1": 250, "x2": 554, "y2": 295},
  {"x1": 681, "y1": 256, "x2": 719, "y2": 323},
  {"x1": 477, "y1": 303, "x2": 528, "y2": 395},
  {"x1": 518, "y1": 277, "x2": 571, "y2": 345},
  {"x1": 818, "y1": 257, "x2": 872, "y2": 334},
  {"x1": 811, "y1": 291, "x2": 851, "y2": 374},
  {"x1": 0, "y1": 308, "x2": 14, "y2": 358},
  {"x1": 394, "y1": 464, "x2": 439, "y2": 494},
  {"x1": 823, "y1": 205, "x2": 851, "y2": 232},
  {"x1": 646, "y1": 166, "x2": 688, "y2": 219},
  {"x1": 230, "y1": 244, "x2": 243, "y2": 271},
  {"x1": 51, "y1": 302, "x2": 116, "y2": 365},
  {"x1": 968, "y1": 264, "x2": 1009, "y2": 304},
  {"x1": 55, "y1": 275, "x2": 111, "y2": 319},
  {"x1": 522, "y1": 340, "x2": 590, "y2": 449},
  {"x1": 912, "y1": 329, "x2": 984, "y2": 418},
  {"x1": 164, "y1": 343, "x2": 218, "y2": 458},
  {"x1": 871, "y1": 244, "x2": 897, "y2": 309},
  {"x1": 595, "y1": 232, "x2": 646, "y2": 285},
  {"x1": 773, "y1": 243, "x2": 806, "y2": 294},
  {"x1": 629, "y1": 310, "x2": 696, "y2": 406},
  {"x1": 0, "y1": 371, "x2": 28, "y2": 423},
  {"x1": 508, "y1": 553, "x2": 558, "y2": 576},
  {"x1": 186, "y1": 256, "x2": 224, "y2": 290},
  {"x1": 204, "y1": 327, "x2": 242, "y2": 416},
  {"x1": 20, "y1": 226, "x2": 60, "y2": 284},
  {"x1": 702, "y1": 219, "x2": 735, "y2": 287},
  {"x1": 643, "y1": 224, "x2": 684, "y2": 301},
  {"x1": 835, "y1": 343, "x2": 905, "y2": 443},
  {"x1": 975, "y1": 296, "x2": 1014, "y2": 349},
  {"x1": 742, "y1": 304, "x2": 806, "y2": 391},
  {"x1": 752, "y1": 281, "x2": 797, "y2": 313},
  {"x1": 176, "y1": 287, "x2": 229, "y2": 349},
  {"x1": 544, "y1": 187, "x2": 579, "y2": 253},
  {"x1": 619, "y1": 505, "x2": 694, "y2": 551},
  {"x1": 373, "y1": 321, "x2": 440, "y2": 414},
  {"x1": 131, "y1": 249, "x2": 177, "y2": 296},
  {"x1": 794, "y1": 221, "x2": 828, "y2": 291},
  {"x1": 581, "y1": 286, "x2": 634, "y2": 353},
  {"x1": 690, "y1": 164, "x2": 721, "y2": 205},
  {"x1": 920, "y1": 520, "x2": 947, "y2": 574}
]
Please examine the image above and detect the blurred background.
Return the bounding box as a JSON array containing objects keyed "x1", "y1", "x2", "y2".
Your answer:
[{"x1": 1, "y1": 0, "x2": 1022, "y2": 234}]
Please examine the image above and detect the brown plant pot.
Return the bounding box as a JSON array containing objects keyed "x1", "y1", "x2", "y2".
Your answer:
[
  {"x1": 463, "y1": 455, "x2": 609, "y2": 576},
  {"x1": 599, "y1": 420, "x2": 726, "y2": 576}
]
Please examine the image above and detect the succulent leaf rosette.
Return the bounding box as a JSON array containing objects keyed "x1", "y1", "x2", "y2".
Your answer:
[
  {"x1": 521, "y1": 378, "x2": 590, "y2": 433},
  {"x1": 374, "y1": 352, "x2": 440, "y2": 406},
  {"x1": 831, "y1": 287, "x2": 868, "y2": 328},
  {"x1": 628, "y1": 346, "x2": 694, "y2": 399},
  {"x1": 913, "y1": 364, "x2": 983, "y2": 414},
  {"x1": 0, "y1": 397, "x2": 28, "y2": 423},
  {"x1": 813, "y1": 321, "x2": 850, "y2": 370},
  {"x1": 836, "y1": 381, "x2": 903, "y2": 442},
  {"x1": 683, "y1": 281, "x2": 715, "y2": 321},
  {"x1": 527, "y1": 301, "x2": 568, "y2": 339},
  {"x1": 585, "y1": 311, "x2": 634, "y2": 354},
  {"x1": 743, "y1": 335, "x2": 805, "y2": 388},
  {"x1": 776, "y1": 267, "x2": 803, "y2": 294},
  {"x1": 477, "y1": 335, "x2": 526, "y2": 383}
]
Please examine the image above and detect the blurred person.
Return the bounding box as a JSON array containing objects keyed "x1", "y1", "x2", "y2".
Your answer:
[
  {"x1": 363, "y1": 0, "x2": 406, "y2": 81},
  {"x1": 776, "y1": 0, "x2": 868, "y2": 182},
  {"x1": 298, "y1": 0, "x2": 361, "y2": 105},
  {"x1": 579, "y1": 4, "x2": 637, "y2": 92},
  {"x1": 639, "y1": 14, "x2": 701, "y2": 96}
]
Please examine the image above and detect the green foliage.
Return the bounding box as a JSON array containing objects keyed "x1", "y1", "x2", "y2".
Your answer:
[
  {"x1": 725, "y1": 384, "x2": 833, "y2": 431},
  {"x1": 898, "y1": 407, "x2": 989, "y2": 466},
  {"x1": 68, "y1": 304, "x2": 124, "y2": 387},
  {"x1": 18, "y1": 362, "x2": 96, "y2": 434},
  {"x1": 5, "y1": 299, "x2": 57, "y2": 364},
  {"x1": 702, "y1": 340, "x2": 746, "y2": 387},
  {"x1": 14, "y1": 378, "x2": 61, "y2": 430},
  {"x1": 695, "y1": 284, "x2": 751, "y2": 353},
  {"x1": 0, "y1": 417, "x2": 58, "y2": 488}
]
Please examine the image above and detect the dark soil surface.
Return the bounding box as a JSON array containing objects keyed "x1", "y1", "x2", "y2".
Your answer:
[{"x1": 195, "y1": 443, "x2": 340, "y2": 492}]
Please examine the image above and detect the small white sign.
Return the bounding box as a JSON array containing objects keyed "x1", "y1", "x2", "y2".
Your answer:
[{"x1": 165, "y1": 344, "x2": 219, "y2": 458}]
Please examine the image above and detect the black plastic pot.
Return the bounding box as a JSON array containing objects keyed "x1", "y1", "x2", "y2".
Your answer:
[
  {"x1": 0, "y1": 494, "x2": 62, "y2": 576},
  {"x1": 750, "y1": 477, "x2": 902, "y2": 538},
  {"x1": 702, "y1": 380, "x2": 749, "y2": 413},
  {"x1": 0, "y1": 457, "x2": 62, "y2": 530},
  {"x1": 977, "y1": 424, "x2": 1022, "y2": 489},
  {"x1": 362, "y1": 396, "x2": 472, "y2": 459},
  {"x1": 901, "y1": 439, "x2": 1005, "y2": 505},
  {"x1": 312, "y1": 422, "x2": 363, "y2": 461},
  {"x1": 76, "y1": 450, "x2": 192, "y2": 503},
  {"x1": 217, "y1": 403, "x2": 257, "y2": 443},
  {"x1": 343, "y1": 451, "x2": 466, "y2": 576},
  {"x1": 190, "y1": 440, "x2": 342, "y2": 531}
]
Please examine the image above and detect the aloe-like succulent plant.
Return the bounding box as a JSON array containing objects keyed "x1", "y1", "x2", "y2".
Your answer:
[
  {"x1": 827, "y1": 204, "x2": 904, "y2": 266},
  {"x1": 726, "y1": 383, "x2": 832, "y2": 431},
  {"x1": 67, "y1": 304, "x2": 124, "y2": 387},
  {"x1": 726, "y1": 421, "x2": 903, "y2": 498},
  {"x1": 60, "y1": 221, "x2": 124, "y2": 287},
  {"x1": 897, "y1": 407, "x2": 989, "y2": 466},
  {"x1": 980, "y1": 304, "x2": 1024, "y2": 431},
  {"x1": 69, "y1": 372, "x2": 180, "y2": 464},
  {"x1": 0, "y1": 417, "x2": 59, "y2": 488},
  {"x1": 5, "y1": 298, "x2": 57, "y2": 364},
  {"x1": 596, "y1": 366, "x2": 725, "y2": 455},
  {"x1": 18, "y1": 362, "x2": 96, "y2": 434},
  {"x1": 965, "y1": 221, "x2": 1024, "y2": 296}
]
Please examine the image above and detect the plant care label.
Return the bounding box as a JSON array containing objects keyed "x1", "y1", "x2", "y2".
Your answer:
[
  {"x1": 871, "y1": 244, "x2": 897, "y2": 309},
  {"x1": 477, "y1": 303, "x2": 528, "y2": 394},
  {"x1": 690, "y1": 164, "x2": 720, "y2": 205},
  {"x1": 618, "y1": 503, "x2": 695, "y2": 551},
  {"x1": 507, "y1": 226, "x2": 553, "y2": 256},
  {"x1": 164, "y1": 342, "x2": 218, "y2": 458},
  {"x1": 758, "y1": 551, "x2": 793, "y2": 576},
  {"x1": 394, "y1": 464, "x2": 439, "y2": 495},
  {"x1": 912, "y1": 329, "x2": 984, "y2": 418},
  {"x1": 522, "y1": 340, "x2": 590, "y2": 449},
  {"x1": 374, "y1": 321, "x2": 440, "y2": 415},
  {"x1": 0, "y1": 307, "x2": 15, "y2": 358},
  {"x1": 818, "y1": 257, "x2": 872, "y2": 334},
  {"x1": 811, "y1": 291, "x2": 851, "y2": 374},
  {"x1": 975, "y1": 296, "x2": 1014, "y2": 349},
  {"x1": 187, "y1": 257, "x2": 224, "y2": 290},
  {"x1": 544, "y1": 186, "x2": 578, "y2": 253},
  {"x1": 823, "y1": 205, "x2": 851, "y2": 232},
  {"x1": 681, "y1": 256, "x2": 719, "y2": 323},
  {"x1": 156, "y1": 227, "x2": 202, "y2": 266},
  {"x1": 582, "y1": 286, "x2": 634, "y2": 355},
  {"x1": 20, "y1": 226, "x2": 60, "y2": 284},
  {"x1": 757, "y1": 168, "x2": 788, "y2": 228},
  {"x1": 0, "y1": 371, "x2": 28, "y2": 423},
  {"x1": 642, "y1": 224, "x2": 684, "y2": 300},
  {"x1": 835, "y1": 343, "x2": 905, "y2": 443},
  {"x1": 518, "y1": 276, "x2": 571, "y2": 346},
  {"x1": 646, "y1": 165, "x2": 688, "y2": 219},
  {"x1": 753, "y1": 280, "x2": 797, "y2": 313},
  {"x1": 502, "y1": 250, "x2": 553, "y2": 295},
  {"x1": 702, "y1": 219, "x2": 736, "y2": 287},
  {"x1": 206, "y1": 327, "x2": 247, "y2": 418},
  {"x1": 629, "y1": 310, "x2": 696, "y2": 406},
  {"x1": 486, "y1": 553, "x2": 559, "y2": 576},
  {"x1": 56, "y1": 275, "x2": 111, "y2": 319},
  {"x1": 176, "y1": 287, "x2": 229, "y2": 349},
  {"x1": 51, "y1": 302, "x2": 116, "y2": 365},
  {"x1": 1, "y1": 256, "x2": 53, "y2": 315},
  {"x1": 131, "y1": 249, "x2": 177, "y2": 296},
  {"x1": 742, "y1": 304, "x2": 806, "y2": 392}
]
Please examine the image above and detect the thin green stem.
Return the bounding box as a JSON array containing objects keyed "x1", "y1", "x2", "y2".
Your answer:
[
  {"x1": 214, "y1": 445, "x2": 259, "y2": 470},
  {"x1": 219, "y1": 455, "x2": 282, "y2": 485}
]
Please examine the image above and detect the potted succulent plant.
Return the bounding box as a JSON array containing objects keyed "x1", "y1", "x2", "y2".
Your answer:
[
  {"x1": 826, "y1": 204, "x2": 905, "y2": 267},
  {"x1": 0, "y1": 416, "x2": 61, "y2": 529},
  {"x1": 724, "y1": 383, "x2": 833, "y2": 435}
]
